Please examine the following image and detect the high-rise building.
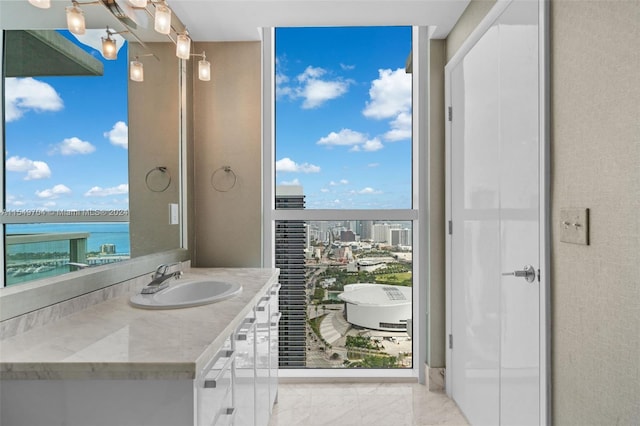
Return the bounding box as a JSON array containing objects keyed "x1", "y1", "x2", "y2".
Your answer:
[
  {"x1": 275, "y1": 185, "x2": 307, "y2": 368},
  {"x1": 390, "y1": 228, "x2": 412, "y2": 246},
  {"x1": 100, "y1": 244, "x2": 116, "y2": 255}
]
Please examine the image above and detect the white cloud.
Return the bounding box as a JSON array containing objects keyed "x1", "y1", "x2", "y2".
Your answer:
[
  {"x1": 300, "y1": 79, "x2": 350, "y2": 109},
  {"x1": 277, "y1": 65, "x2": 350, "y2": 109},
  {"x1": 104, "y1": 121, "x2": 128, "y2": 149},
  {"x1": 340, "y1": 63, "x2": 355, "y2": 71},
  {"x1": 361, "y1": 69, "x2": 412, "y2": 143},
  {"x1": 275, "y1": 157, "x2": 321, "y2": 173},
  {"x1": 6, "y1": 156, "x2": 52, "y2": 180},
  {"x1": 359, "y1": 187, "x2": 382, "y2": 194},
  {"x1": 384, "y1": 112, "x2": 412, "y2": 141},
  {"x1": 362, "y1": 68, "x2": 412, "y2": 120},
  {"x1": 340, "y1": 179, "x2": 349, "y2": 185},
  {"x1": 54, "y1": 137, "x2": 96, "y2": 155},
  {"x1": 318, "y1": 129, "x2": 366, "y2": 147},
  {"x1": 5, "y1": 77, "x2": 64, "y2": 122},
  {"x1": 368, "y1": 163, "x2": 380, "y2": 168},
  {"x1": 36, "y1": 184, "x2": 72, "y2": 199},
  {"x1": 350, "y1": 138, "x2": 384, "y2": 152},
  {"x1": 297, "y1": 66, "x2": 326, "y2": 82},
  {"x1": 281, "y1": 178, "x2": 301, "y2": 186},
  {"x1": 84, "y1": 184, "x2": 129, "y2": 197},
  {"x1": 6, "y1": 194, "x2": 26, "y2": 207},
  {"x1": 320, "y1": 188, "x2": 330, "y2": 193}
]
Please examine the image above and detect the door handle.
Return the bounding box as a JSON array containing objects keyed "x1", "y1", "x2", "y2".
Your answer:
[{"x1": 502, "y1": 265, "x2": 536, "y2": 283}]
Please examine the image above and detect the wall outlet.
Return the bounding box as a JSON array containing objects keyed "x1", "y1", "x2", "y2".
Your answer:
[{"x1": 169, "y1": 203, "x2": 179, "y2": 225}]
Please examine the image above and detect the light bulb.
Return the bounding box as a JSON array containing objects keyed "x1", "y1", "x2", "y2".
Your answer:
[
  {"x1": 130, "y1": 60, "x2": 144, "y2": 82},
  {"x1": 176, "y1": 34, "x2": 191, "y2": 60},
  {"x1": 102, "y1": 36, "x2": 117, "y2": 60},
  {"x1": 154, "y1": 4, "x2": 172, "y2": 35},
  {"x1": 198, "y1": 58, "x2": 210, "y2": 81},
  {"x1": 28, "y1": 0, "x2": 51, "y2": 9},
  {"x1": 66, "y1": 5, "x2": 86, "y2": 35}
]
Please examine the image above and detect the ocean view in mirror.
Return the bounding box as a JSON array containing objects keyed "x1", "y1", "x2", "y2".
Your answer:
[{"x1": 5, "y1": 223, "x2": 130, "y2": 286}]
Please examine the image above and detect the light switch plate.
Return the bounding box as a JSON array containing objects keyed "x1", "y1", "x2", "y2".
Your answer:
[
  {"x1": 169, "y1": 203, "x2": 179, "y2": 225},
  {"x1": 560, "y1": 208, "x2": 589, "y2": 245}
]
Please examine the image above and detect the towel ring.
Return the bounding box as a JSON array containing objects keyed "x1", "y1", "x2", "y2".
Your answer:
[
  {"x1": 211, "y1": 166, "x2": 237, "y2": 192},
  {"x1": 145, "y1": 166, "x2": 171, "y2": 192}
]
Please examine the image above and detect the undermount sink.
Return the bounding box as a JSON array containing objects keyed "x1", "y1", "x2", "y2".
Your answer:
[{"x1": 129, "y1": 279, "x2": 242, "y2": 309}]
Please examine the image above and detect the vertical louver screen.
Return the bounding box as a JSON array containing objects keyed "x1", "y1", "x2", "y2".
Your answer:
[{"x1": 275, "y1": 192, "x2": 307, "y2": 367}]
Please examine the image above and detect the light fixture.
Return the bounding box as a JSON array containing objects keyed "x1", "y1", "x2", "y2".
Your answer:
[
  {"x1": 66, "y1": 2, "x2": 86, "y2": 35},
  {"x1": 190, "y1": 52, "x2": 211, "y2": 81},
  {"x1": 176, "y1": 34, "x2": 191, "y2": 60},
  {"x1": 198, "y1": 53, "x2": 211, "y2": 81},
  {"x1": 28, "y1": 0, "x2": 51, "y2": 9},
  {"x1": 128, "y1": 0, "x2": 146, "y2": 7},
  {"x1": 154, "y1": 3, "x2": 172, "y2": 35},
  {"x1": 102, "y1": 37, "x2": 117, "y2": 60},
  {"x1": 130, "y1": 58, "x2": 144, "y2": 82}
]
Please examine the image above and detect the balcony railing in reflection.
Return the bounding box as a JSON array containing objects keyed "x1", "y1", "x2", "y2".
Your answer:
[{"x1": 5, "y1": 232, "x2": 128, "y2": 286}]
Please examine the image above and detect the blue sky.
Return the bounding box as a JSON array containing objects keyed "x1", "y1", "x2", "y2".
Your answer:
[
  {"x1": 4, "y1": 30, "x2": 129, "y2": 211},
  {"x1": 275, "y1": 26, "x2": 412, "y2": 209},
  {"x1": 5, "y1": 27, "x2": 412, "y2": 212}
]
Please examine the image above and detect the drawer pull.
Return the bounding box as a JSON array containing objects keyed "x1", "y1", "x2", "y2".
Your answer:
[
  {"x1": 204, "y1": 350, "x2": 236, "y2": 388},
  {"x1": 270, "y1": 312, "x2": 282, "y2": 326},
  {"x1": 235, "y1": 317, "x2": 256, "y2": 341},
  {"x1": 270, "y1": 283, "x2": 281, "y2": 295},
  {"x1": 212, "y1": 407, "x2": 236, "y2": 425},
  {"x1": 256, "y1": 296, "x2": 270, "y2": 311}
]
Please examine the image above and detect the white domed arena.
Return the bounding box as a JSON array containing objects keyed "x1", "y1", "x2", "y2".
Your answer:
[{"x1": 338, "y1": 284, "x2": 411, "y2": 331}]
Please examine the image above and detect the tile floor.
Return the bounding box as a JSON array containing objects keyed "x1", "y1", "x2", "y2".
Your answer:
[{"x1": 268, "y1": 382, "x2": 469, "y2": 426}]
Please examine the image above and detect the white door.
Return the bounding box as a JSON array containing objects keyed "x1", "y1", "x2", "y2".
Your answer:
[{"x1": 446, "y1": 0, "x2": 548, "y2": 424}]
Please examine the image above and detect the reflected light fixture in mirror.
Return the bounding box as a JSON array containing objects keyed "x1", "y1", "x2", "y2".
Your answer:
[
  {"x1": 176, "y1": 34, "x2": 191, "y2": 60},
  {"x1": 102, "y1": 33, "x2": 117, "y2": 59},
  {"x1": 28, "y1": 0, "x2": 50, "y2": 8},
  {"x1": 66, "y1": 2, "x2": 86, "y2": 35},
  {"x1": 154, "y1": 3, "x2": 172, "y2": 34}
]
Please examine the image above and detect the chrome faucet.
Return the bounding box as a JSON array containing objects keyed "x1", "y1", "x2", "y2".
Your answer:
[{"x1": 141, "y1": 262, "x2": 183, "y2": 294}]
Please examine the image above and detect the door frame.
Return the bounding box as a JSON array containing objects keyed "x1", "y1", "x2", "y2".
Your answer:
[{"x1": 444, "y1": 0, "x2": 550, "y2": 424}]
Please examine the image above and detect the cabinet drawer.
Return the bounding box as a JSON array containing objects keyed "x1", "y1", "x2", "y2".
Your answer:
[{"x1": 197, "y1": 343, "x2": 234, "y2": 426}]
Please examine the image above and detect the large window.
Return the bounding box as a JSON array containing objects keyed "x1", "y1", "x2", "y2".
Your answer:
[
  {"x1": 2, "y1": 30, "x2": 129, "y2": 287},
  {"x1": 270, "y1": 27, "x2": 417, "y2": 371}
]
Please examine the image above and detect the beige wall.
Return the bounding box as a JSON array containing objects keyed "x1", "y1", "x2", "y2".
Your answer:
[
  {"x1": 550, "y1": 1, "x2": 640, "y2": 423},
  {"x1": 128, "y1": 43, "x2": 181, "y2": 258},
  {"x1": 426, "y1": 39, "x2": 447, "y2": 369},
  {"x1": 445, "y1": 0, "x2": 640, "y2": 422},
  {"x1": 191, "y1": 42, "x2": 262, "y2": 267},
  {"x1": 445, "y1": 0, "x2": 496, "y2": 61}
]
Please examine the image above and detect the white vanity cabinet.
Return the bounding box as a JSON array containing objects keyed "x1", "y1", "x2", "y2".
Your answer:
[
  {"x1": 268, "y1": 283, "x2": 281, "y2": 410},
  {"x1": 196, "y1": 336, "x2": 235, "y2": 426},
  {"x1": 233, "y1": 312, "x2": 257, "y2": 426},
  {"x1": 0, "y1": 268, "x2": 280, "y2": 426},
  {"x1": 195, "y1": 281, "x2": 280, "y2": 426}
]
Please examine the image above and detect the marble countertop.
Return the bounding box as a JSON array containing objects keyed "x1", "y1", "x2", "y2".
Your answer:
[{"x1": 0, "y1": 268, "x2": 279, "y2": 381}]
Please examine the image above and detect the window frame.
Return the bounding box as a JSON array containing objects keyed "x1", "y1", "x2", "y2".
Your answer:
[{"x1": 262, "y1": 27, "x2": 429, "y2": 381}]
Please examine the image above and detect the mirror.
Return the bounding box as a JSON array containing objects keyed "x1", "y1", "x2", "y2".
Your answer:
[{"x1": 0, "y1": 1, "x2": 185, "y2": 313}]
